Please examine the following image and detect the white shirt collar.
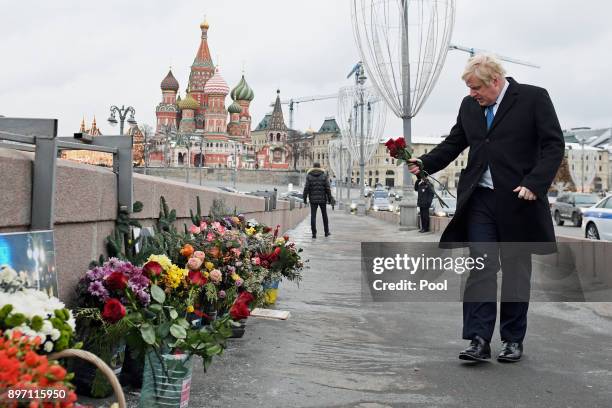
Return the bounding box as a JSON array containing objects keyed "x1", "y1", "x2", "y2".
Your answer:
[{"x1": 495, "y1": 78, "x2": 509, "y2": 107}]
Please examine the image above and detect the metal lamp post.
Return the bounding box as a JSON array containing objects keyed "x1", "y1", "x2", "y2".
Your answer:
[{"x1": 107, "y1": 105, "x2": 137, "y2": 136}]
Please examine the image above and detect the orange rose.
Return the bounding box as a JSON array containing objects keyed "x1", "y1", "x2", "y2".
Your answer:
[{"x1": 180, "y1": 244, "x2": 194, "y2": 257}]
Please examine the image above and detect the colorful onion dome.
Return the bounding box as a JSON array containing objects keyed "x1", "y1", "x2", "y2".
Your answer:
[
  {"x1": 227, "y1": 101, "x2": 242, "y2": 114},
  {"x1": 160, "y1": 69, "x2": 179, "y2": 91},
  {"x1": 178, "y1": 92, "x2": 200, "y2": 110},
  {"x1": 230, "y1": 75, "x2": 254, "y2": 102},
  {"x1": 204, "y1": 68, "x2": 229, "y2": 95}
]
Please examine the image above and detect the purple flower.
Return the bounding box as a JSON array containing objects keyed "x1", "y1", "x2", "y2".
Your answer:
[
  {"x1": 218, "y1": 290, "x2": 226, "y2": 299},
  {"x1": 88, "y1": 280, "x2": 109, "y2": 301},
  {"x1": 136, "y1": 290, "x2": 150, "y2": 306},
  {"x1": 235, "y1": 279, "x2": 243, "y2": 287}
]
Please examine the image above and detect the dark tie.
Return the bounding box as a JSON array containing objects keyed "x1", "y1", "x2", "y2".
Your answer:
[{"x1": 486, "y1": 104, "x2": 495, "y2": 130}]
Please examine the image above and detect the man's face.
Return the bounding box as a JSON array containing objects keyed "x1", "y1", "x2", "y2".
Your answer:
[{"x1": 465, "y1": 74, "x2": 502, "y2": 106}]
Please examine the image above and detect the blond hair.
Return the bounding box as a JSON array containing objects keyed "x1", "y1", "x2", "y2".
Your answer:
[{"x1": 461, "y1": 54, "x2": 506, "y2": 86}]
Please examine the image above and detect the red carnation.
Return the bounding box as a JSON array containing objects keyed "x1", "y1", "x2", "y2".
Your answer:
[
  {"x1": 229, "y1": 292, "x2": 255, "y2": 320},
  {"x1": 188, "y1": 270, "x2": 207, "y2": 286},
  {"x1": 105, "y1": 271, "x2": 128, "y2": 291},
  {"x1": 143, "y1": 261, "x2": 163, "y2": 278},
  {"x1": 102, "y1": 298, "x2": 126, "y2": 323},
  {"x1": 273, "y1": 247, "x2": 281, "y2": 257}
]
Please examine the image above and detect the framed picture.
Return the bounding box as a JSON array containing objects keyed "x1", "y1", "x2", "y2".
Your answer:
[{"x1": 0, "y1": 230, "x2": 58, "y2": 297}]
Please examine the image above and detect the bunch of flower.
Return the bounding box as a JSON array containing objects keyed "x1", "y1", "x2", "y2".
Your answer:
[
  {"x1": 0, "y1": 265, "x2": 31, "y2": 293},
  {"x1": 0, "y1": 330, "x2": 78, "y2": 407},
  {"x1": 384, "y1": 136, "x2": 453, "y2": 208},
  {"x1": 0, "y1": 288, "x2": 76, "y2": 354},
  {"x1": 77, "y1": 258, "x2": 150, "y2": 325},
  {"x1": 142, "y1": 254, "x2": 199, "y2": 313}
]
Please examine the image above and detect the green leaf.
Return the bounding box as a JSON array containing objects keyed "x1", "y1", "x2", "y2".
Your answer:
[
  {"x1": 169, "y1": 309, "x2": 178, "y2": 320},
  {"x1": 170, "y1": 324, "x2": 187, "y2": 339},
  {"x1": 140, "y1": 324, "x2": 156, "y2": 345},
  {"x1": 205, "y1": 344, "x2": 222, "y2": 355},
  {"x1": 156, "y1": 322, "x2": 171, "y2": 338},
  {"x1": 150, "y1": 284, "x2": 166, "y2": 304},
  {"x1": 177, "y1": 318, "x2": 190, "y2": 329},
  {"x1": 149, "y1": 304, "x2": 163, "y2": 313}
]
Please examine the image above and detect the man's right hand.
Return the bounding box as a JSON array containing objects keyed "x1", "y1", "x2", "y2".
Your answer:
[{"x1": 407, "y1": 158, "x2": 422, "y2": 175}]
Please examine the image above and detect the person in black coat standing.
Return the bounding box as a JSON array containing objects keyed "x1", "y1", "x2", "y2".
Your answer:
[
  {"x1": 415, "y1": 178, "x2": 435, "y2": 232},
  {"x1": 303, "y1": 162, "x2": 333, "y2": 238},
  {"x1": 408, "y1": 54, "x2": 564, "y2": 363}
]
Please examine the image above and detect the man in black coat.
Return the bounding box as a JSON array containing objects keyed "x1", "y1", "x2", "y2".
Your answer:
[
  {"x1": 303, "y1": 162, "x2": 333, "y2": 239},
  {"x1": 409, "y1": 54, "x2": 564, "y2": 363},
  {"x1": 415, "y1": 178, "x2": 435, "y2": 233}
]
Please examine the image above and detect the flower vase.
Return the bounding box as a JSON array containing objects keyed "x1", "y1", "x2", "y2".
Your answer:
[
  {"x1": 139, "y1": 351, "x2": 193, "y2": 408},
  {"x1": 229, "y1": 319, "x2": 247, "y2": 339},
  {"x1": 263, "y1": 279, "x2": 281, "y2": 305},
  {"x1": 71, "y1": 339, "x2": 126, "y2": 398}
]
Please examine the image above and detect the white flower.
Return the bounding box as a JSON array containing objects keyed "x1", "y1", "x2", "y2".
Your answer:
[
  {"x1": 43, "y1": 341, "x2": 54, "y2": 352},
  {"x1": 0, "y1": 265, "x2": 17, "y2": 283},
  {"x1": 50, "y1": 329, "x2": 61, "y2": 341}
]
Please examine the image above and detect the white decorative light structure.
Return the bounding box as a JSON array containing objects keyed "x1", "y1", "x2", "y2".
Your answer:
[
  {"x1": 328, "y1": 138, "x2": 352, "y2": 202},
  {"x1": 337, "y1": 81, "x2": 387, "y2": 199},
  {"x1": 351, "y1": 0, "x2": 456, "y2": 198}
]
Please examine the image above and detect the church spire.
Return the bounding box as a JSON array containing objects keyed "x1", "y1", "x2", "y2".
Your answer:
[{"x1": 269, "y1": 89, "x2": 287, "y2": 131}]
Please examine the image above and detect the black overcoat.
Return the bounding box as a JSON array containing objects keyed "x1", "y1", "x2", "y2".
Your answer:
[{"x1": 419, "y1": 78, "x2": 565, "y2": 250}]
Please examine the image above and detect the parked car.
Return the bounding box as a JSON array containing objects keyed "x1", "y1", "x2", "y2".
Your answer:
[
  {"x1": 582, "y1": 195, "x2": 612, "y2": 240},
  {"x1": 371, "y1": 190, "x2": 395, "y2": 212},
  {"x1": 430, "y1": 197, "x2": 457, "y2": 217},
  {"x1": 364, "y1": 186, "x2": 373, "y2": 197},
  {"x1": 551, "y1": 192, "x2": 599, "y2": 227}
]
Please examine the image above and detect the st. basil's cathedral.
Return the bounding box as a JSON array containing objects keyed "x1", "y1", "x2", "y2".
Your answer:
[{"x1": 149, "y1": 19, "x2": 291, "y2": 170}]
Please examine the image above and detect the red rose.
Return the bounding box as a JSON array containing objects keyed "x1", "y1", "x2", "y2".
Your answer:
[
  {"x1": 384, "y1": 138, "x2": 395, "y2": 148},
  {"x1": 395, "y1": 137, "x2": 406, "y2": 149},
  {"x1": 101, "y1": 298, "x2": 126, "y2": 323},
  {"x1": 105, "y1": 271, "x2": 128, "y2": 291},
  {"x1": 143, "y1": 261, "x2": 163, "y2": 278},
  {"x1": 263, "y1": 226, "x2": 272, "y2": 233},
  {"x1": 188, "y1": 270, "x2": 207, "y2": 286}
]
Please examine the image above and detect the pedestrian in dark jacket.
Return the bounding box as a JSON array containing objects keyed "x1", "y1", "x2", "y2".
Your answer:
[
  {"x1": 303, "y1": 162, "x2": 333, "y2": 238},
  {"x1": 415, "y1": 178, "x2": 435, "y2": 232}
]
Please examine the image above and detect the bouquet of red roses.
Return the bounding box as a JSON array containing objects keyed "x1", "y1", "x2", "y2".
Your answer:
[{"x1": 384, "y1": 137, "x2": 453, "y2": 208}]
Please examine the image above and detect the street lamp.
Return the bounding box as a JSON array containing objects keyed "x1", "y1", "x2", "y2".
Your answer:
[{"x1": 108, "y1": 105, "x2": 137, "y2": 136}]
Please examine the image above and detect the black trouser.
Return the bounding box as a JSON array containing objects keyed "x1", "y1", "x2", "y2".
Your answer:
[
  {"x1": 310, "y1": 203, "x2": 329, "y2": 236},
  {"x1": 463, "y1": 187, "x2": 532, "y2": 343},
  {"x1": 419, "y1": 206, "x2": 430, "y2": 231}
]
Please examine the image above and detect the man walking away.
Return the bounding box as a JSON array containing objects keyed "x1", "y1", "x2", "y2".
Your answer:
[
  {"x1": 415, "y1": 177, "x2": 435, "y2": 232},
  {"x1": 303, "y1": 162, "x2": 333, "y2": 238}
]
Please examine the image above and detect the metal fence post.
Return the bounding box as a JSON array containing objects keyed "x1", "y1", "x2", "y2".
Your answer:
[{"x1": 32, "y1": 136, "x2": 58, "y2": 230}]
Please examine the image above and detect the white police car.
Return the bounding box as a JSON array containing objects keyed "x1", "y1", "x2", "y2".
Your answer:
[{"x1": 582, "y1": 195, "x2": 612, "y2": 240}]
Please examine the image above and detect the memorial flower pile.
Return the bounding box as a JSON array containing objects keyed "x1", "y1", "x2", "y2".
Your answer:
[{"x1": 0, "y1": 330, "x2": 79, "y2": 407}]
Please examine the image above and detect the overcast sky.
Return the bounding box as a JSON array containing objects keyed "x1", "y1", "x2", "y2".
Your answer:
[{"x1": 1, "y1": 0, "x2": 611, "y2": 140}]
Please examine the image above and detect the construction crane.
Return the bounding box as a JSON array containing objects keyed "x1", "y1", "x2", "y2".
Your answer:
[
  {"x1": 269, "y1": 93, "x2": 338, "y2": 130},
  {"x1": 449, "y1": 43, "x2": 540, "y2": 68}
]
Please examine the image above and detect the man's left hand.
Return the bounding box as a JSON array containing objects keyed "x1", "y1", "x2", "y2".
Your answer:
[{"x1": 513, "y1": 186, "x2": 537, "y2": 201}]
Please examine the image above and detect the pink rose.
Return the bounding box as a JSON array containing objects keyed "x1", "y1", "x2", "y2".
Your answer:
[
  {"x1": 200, "y1": 221, "x2": 208, "y2": 230},
  {"x1": 186, "y1": 257, "x2": 203, "y2": 271},
  {"x1": 206, "y1": 232, "x2": 215, "y2": 242},
  {"x1": 219, "y1": 290, "x2": 226, "y2": 299},
  {"x1": 252, "y1": 257, "x2": 261, "y2": 266},
  {"x1": 189, "y1": 225, "x2": 201, "y2": 234},
  {"x1": 231, "y1": 248, "x2": 241, "y2": 257},
  {"x1": 193, "y1": 251, "x2": 206, "y2": 261},
  {"x1": 210, "y1": 269, "x2": 222, "y2": 284}
]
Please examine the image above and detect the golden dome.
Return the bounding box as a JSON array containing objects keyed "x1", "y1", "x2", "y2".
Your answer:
[{"x1": 200, "y1": 19, "x2": 209, "y2": 29}]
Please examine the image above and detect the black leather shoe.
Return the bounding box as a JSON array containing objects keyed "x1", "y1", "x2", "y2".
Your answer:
[
  {"x1": 497, "y1": 342, "x2": 523, "y2": 362},
  {"x1": 312, "y1": 235, "x2": 317, "y2": 239},
  {"x1": 325, "y1": 232, "x2": 331, "y2": 237},
  {"x1": 459, "y1": 336, "x2": 491, "y2": 362},
  {"x1": 418, "y1": 229, "x2": 425, "y2": 233}
]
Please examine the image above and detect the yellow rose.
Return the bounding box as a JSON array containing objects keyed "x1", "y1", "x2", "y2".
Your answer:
[
  {"x1": 246, "y1": 227, "x2": 255, "y2": 236},
  {"x1": 186, "y1": 305, "x2": 195, "y2": 313},
  {"x1": 205, "y1": 262, "x2": 214, "y2": 271},
  {"x1": 231, "y1": 273, "x2": 241, "y2": 281}
]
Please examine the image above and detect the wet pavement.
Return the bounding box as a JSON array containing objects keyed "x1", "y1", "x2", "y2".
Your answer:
[{"x1": 89, "y1": 211, "x2": 612, "y2": 407}]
